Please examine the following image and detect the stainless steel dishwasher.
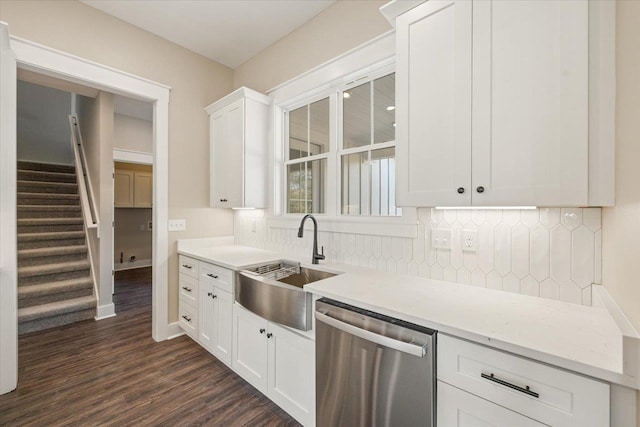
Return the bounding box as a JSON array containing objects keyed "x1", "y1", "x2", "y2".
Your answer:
[{"x1": 315, "y1": 298, "x2": 436, "y2": 427}]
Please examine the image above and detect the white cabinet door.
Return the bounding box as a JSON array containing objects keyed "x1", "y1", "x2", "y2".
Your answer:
[
  {"x1": 211, "y1": 108, "x2": 229, "y2": 208},
  {"x1": 438, "y1": 381, "x2": 546, "y2": 427},
  {"x1": 211, "y1": 288, "x2": 233, "y2": 366},
  {"x1": 232, "y1": 304, "x2": 268, "y2": 393},
  {"x1": 267, "y1": 322, "x2": 315, "y2": 426},
  {"x1": 133, "y1": 171, "x2": 152, "y2": 207},
  {"x1": 114, "y1": 170, "x2": 134, "y2": 207},
  {"x1": 224, "y1": 99, "x2": 245, "y2": 208},
  {"x1": 396, "y1": 0, "x2": 472, "y2": 207},
  {"x1": 471, "y1": 0, "x2": 589, "y2": 206},
  {"x1": 198, "y1": 281, "x2": 215, "y2": 353}
]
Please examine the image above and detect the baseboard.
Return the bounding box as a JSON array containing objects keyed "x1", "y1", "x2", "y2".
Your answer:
[
  {"x1": 95, "y1": 303, "x2": 116, "y2": 320},
  {"x1": 167, "y1": 321, "x2": 185, "y2": 339},
  {"x1": 114, "y1": 259, "x2": 152, "y2": 271}
]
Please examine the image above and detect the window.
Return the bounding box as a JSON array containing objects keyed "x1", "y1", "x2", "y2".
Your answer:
[
  {"x1": 285, "y1": 97, "x2": 329, "y2": 214},
  {"x1": 341, "y1": 73, "x2": 400, "y2": 216},
  {"x1": 284, "y1": 71, "x2": 400, "y2": 217}
]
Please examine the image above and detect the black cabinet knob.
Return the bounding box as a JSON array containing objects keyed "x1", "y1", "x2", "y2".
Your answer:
[
  {"x1": 476, "y1": 186, "x2": 485, "y2": 193},
  {"x1": 266, "y1": 333, "x2": 273, "y2": 339},
  {"x1": 212, "y1": 294, "x2": 217, "y2": 299},
  {"x1": 259, "y1": 328, "x2": 266, "y2": 334},
  {"x1": 457, "y1": 187, "x2": 465, "y2": 194}
]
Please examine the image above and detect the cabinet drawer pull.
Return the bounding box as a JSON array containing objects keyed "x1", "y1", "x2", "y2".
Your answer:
[
  {"x1": 181, "y1": 315, "x2": 192, "y2": 323},
  {"x1": 476, "y1": 186, "x2": 485, "y2": 193},
  {"x1": 212, "y1": 294, "x2": 217, "y2": 299},
  {"x1": 266, "y1": 333, "x2": 273, "y2": 339},
  {"x1": 207, "y1": 292, "x2": 213, "y2": 297},
  {"x1": 481, "y1": 372, "x2": 539, "y2": 398},
  {"x1": 457, "y1": 187, "x2": 465, "y2": 194},
  {"x1": 182, "y1": 264, "x2": 192, "y2": 269},
  {"x1": 220, "y1": 198, "x2": 228, "y2": 203},
  {"x1": 259, "y1": 328, "x2": 266, "y2": 334},
  {"x1": 182, "y1": 286, "x2": 192, "y2": 292},
  {"x1": 206, "y1": 273, "x2": 219, "y2": 279}
]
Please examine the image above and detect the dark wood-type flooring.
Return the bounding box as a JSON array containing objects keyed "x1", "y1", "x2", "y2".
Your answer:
[{"x1": 0, "y1": 267, "x2": 300, "y2": 426}]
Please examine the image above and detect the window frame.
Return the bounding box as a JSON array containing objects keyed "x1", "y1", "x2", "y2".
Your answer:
[{"x1": 272, "y1": 56, "x2": 417, "y2": 238}]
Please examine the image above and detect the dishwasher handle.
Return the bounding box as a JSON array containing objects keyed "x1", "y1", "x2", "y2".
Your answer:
[{"x1": 315, "y1": 311, "x2": 427, "y2": 357}]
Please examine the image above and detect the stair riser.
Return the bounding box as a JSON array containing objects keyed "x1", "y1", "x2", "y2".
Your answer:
[
  {"x1": 18, "y1": 224, "x2": 84, "y2": 234},
  {"x1": 19, "y1": 269, "x2": 90, "y2": 286},
  {"x1": 17, "y1": 171, "x2": 76, "y2": 183},
  {"x1": 19, "y1": 287, "x2": 94, "y2": 308},
  {"x1": 17, "y1": 161, "x2": 75, "y2": 174},
  {"x1": 18, "y1": 209, "x2": 82, "y2": 219},
  {"x1": 18, "y1": 308, "x2": 95, "y2": 335},
  {"x1": 19, "y1": 252, "x2": 87, "y2": 267},
  {"x1": 18, "y1": 238, "x2": 86, "y2": 250},
  {"x1": 17, "y1": 184, "x2": 78, "y2": 195}
]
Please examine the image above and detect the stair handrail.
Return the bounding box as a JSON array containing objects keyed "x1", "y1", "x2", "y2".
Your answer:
[{"x1": 68, "y1": 115, "x2": 99, "y2": 233}]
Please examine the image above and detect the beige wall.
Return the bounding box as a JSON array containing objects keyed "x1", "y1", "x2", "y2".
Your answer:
[
  {"x1": 602, "y1": 2, "x2": 640, "y2": 424},
  {"x1": 114, "y1": 113, "x2": 152, "y2": 153},
  {"x1": 0, "y1": 0, "x2": 235, "y2": 322},
  {"x1": 233, "y1": 0, "x2": 391, "y2": 92},
  {"x1": 114, "y1": 208, "x2": 152, "y2": 265}
]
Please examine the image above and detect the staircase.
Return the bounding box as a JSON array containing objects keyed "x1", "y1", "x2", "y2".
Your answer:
[{"x1": 17, "y1": 161, "x2": 97, "y2": 334}]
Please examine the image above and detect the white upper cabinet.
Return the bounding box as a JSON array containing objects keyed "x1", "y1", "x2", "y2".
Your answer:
[
  {"x1": 392, "y1": 0, "x2": 614, "y2": 207},
  {"x1": 396, "y1": 0, "x2": 473, "y2": 207},
  {"x1": 206, "y1": 87, "x2": 271, "y2": 208}
]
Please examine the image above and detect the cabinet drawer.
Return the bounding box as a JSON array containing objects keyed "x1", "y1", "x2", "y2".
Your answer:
[
  {"x1": 438, "y1": 381, "x2": 545, "y2": 427},
  {"x1": 179, "y1": 255, "x2": 199, "y2": 278},
  {"x1": 200, "y1": 262, "x2": 233, "y2": 294},
  {"x1": 438, "y1": 334, "x2": 609, "y2": 427},
  {"x1": 179, "y1": 302, "x2": 198, "y2": 339},
  {"x1": 179, "y1": 273, "x2": 199, "y2": 307}
]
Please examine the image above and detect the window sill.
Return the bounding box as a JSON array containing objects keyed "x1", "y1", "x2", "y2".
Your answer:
[{"x1": 267, "y1": 214, "x2": 418, "y2": 239}]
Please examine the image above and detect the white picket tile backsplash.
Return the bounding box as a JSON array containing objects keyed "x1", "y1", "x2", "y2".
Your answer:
[{"x1": 234, "y1": 207, "x2": 602, "y2": 305}]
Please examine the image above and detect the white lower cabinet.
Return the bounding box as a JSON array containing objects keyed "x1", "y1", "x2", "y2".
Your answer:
[
  {"x1": 438, "y1": 381, "x2": 546, "y2": 427},
  {"x1": 438, "y1": 334, "x2": 610, "y2": 427},
  {"x1": 198, "y1": 281, "x2": 233, "y2": 366},
  {"x1": 232, "y1": 304, "x2": 315, "y2": 426}
]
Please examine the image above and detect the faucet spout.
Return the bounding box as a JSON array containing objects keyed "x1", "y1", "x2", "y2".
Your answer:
[{"x1": 297, "y1": 214, "x2": 325, "y2": 264}]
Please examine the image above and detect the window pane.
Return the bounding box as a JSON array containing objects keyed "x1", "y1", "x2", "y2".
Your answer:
[
  {"x1": 308, "y1": 159, "x2": 326, "y2": 214},
  {"x1": 370, "y1": 147, "x2": 400, "y2": 216},
  {"x1": 341, "y1": 152, "x2": 370, "y2": 215},
  {"x1": 373, "y1": 73, "x2": 396, "y2": 144},
  {"x1": 310, "y1": 98, "x2": 330, "y2": 155},
  {"x1": 289, "y1": 106, "x2": 307, "y2": 160},
  {"x1": 287, "y1": 159, "x2": 326, "y2": 214},
  {"x1": 287, "y1": 163, "x2": 305, "y2": 213},
  {"x1": 343, "y1": 82, "x2": 371, "y2": 149}
]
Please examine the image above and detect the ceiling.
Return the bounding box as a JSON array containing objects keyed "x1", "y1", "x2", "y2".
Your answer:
[{"x1": 81, "y1": 0, "x2": 335, "y2": 68}]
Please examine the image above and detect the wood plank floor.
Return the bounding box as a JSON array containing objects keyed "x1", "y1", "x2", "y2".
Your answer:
[{"x1": 0, "y1": 267, "x2": 300, "y2": 426}]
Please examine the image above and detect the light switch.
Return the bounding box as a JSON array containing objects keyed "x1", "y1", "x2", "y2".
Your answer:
[
  {"x1": 168, "y1": 219, "x2": 186, "y2": 232},
  {"x1": 431, "y1": 229, "x2": 451, "y2": 250}
]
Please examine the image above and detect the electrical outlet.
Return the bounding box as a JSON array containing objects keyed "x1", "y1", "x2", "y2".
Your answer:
[
  {"x1": 431, "y1": 229, "x2": 451, "y2": 250},
  {"x1": 147, "y1": 221, "x2": 153, "y2": 231},
  {"x1": 462, "y1": 230, "x2": 478, "y2": 252},
  {"x1": 168, "y1": 219, "x2": 186, "y2": 232}
]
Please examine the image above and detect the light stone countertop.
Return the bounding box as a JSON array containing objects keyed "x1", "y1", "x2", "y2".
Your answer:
[{"x1": 177, "y1": 238, "x2": 639, "y2": 389}]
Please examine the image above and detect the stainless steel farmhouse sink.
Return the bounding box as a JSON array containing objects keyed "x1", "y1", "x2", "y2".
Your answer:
[{"x1": 236, "y1": 261, "x2": 339, "y2": 331}]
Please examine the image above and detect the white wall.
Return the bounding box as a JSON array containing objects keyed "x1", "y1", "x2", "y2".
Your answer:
[
  {"x1": 17, "y1": 80, "x2": 73, "y2": 165},
  {"x1": 114, "y1": 113, "x2": 152, "y2": 153}
]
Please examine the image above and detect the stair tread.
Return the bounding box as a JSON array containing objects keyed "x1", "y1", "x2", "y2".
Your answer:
[
  {"x1": 17, "y1": 180, "x2": 78, "y2": 186},
  {"x1": 18, "y1": 218, "x2": 84, "y2": 225},
  {"x1": 18, "y1": 245, "x2": 87, "y2": 258},
  {"x1": 18, "y1": 295, "x2": 96, "y2": 322},
  {"x1": 19, "y1": 260, "x2": 90, "y2": 277},
  {"x1": 17, "y1": 169, "x2": 75, "y2": 178},
  {"x1": 17, "y1": 161, "x2": 75, "y2": 173},
  {"x1": 18, "y1": 277, "x2": 94, "y2": 298},
  {"x1": 18, "y1": 231, "x2": 85, "y2": 241},
  {"x1": 18, "y1": 205, "x2": 81, "y2": 210}
]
